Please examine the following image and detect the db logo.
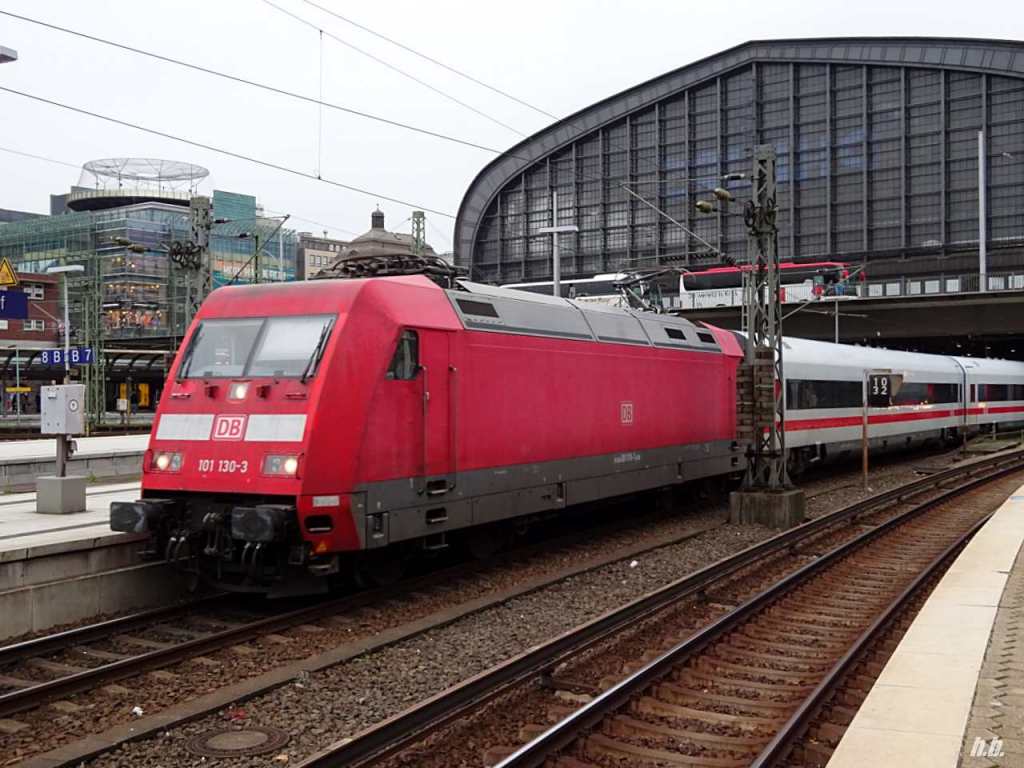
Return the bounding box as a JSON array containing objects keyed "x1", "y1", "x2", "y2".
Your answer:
[
  {"x1": 620, "y1": 401, "x2": 634, "y2": 425},
  {"x1": 212, "y1": 414, "x2": 247, "y2": 441}
]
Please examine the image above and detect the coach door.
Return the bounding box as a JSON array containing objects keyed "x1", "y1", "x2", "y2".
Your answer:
[{"x1": 417, "y1": 329, "x2": 454, "y2": 495}]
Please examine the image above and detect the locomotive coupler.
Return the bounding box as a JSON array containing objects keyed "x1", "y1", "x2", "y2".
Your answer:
[
  {"x1": 109, "y1": 498, "x2": 181, "y2": 559},
  {"x1": 201, "y1": 510, "x2": 230, "y2": 557}
]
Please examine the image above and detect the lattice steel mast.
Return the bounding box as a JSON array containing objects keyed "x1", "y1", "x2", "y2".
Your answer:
[{"x1": 739, "y1": 144, "x2": 790, "y2": 490}]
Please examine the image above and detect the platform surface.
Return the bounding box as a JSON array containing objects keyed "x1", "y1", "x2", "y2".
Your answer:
[
  {"x1": 0, "y1": 433, "x2": 148, "y2": 463},
  {"x1": 0, "y1": 481, "x2": 141, "y2": 561},
  {"x1": 827, "y1": 485, "x2": 1024, "y2": 768}
]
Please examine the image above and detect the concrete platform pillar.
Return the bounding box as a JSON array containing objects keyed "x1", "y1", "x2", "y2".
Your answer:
[
  {"x1": 36, "y1": 475, "x2": 87, "y2": 514},
  {"x1": 729, "y1": 488, "x2": 806, "y2": 529}
]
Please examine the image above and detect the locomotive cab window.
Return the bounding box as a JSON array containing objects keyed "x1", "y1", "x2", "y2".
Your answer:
[
  {"x1": 387, "y1": 330, "x2": 419, "y2": 380},
  {"x1": 179, "y1": 318, "x2": 263, "y2": 379},
  {"x1": 248, "y1": 315, "x2": 335, "y2": 378},
  {"x1": 178, "y1": 314, "x2": 336, "y2": 379}
]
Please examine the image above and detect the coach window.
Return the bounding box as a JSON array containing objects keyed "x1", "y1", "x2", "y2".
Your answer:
[
  {"x1": 386, "y1": 330, "x2": 419, "y2": 380},
  {"x1": 892, "y1": 382, "x2": 959, "y2": 405},
  {"x1": 977, "y1": 384, "x2": 1024, "y2": 402},
  {"x1": 786, "y1": 379, "x2": 862, "y2": 410}
]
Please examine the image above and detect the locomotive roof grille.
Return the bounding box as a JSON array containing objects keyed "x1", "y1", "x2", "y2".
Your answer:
[{"x1": 447, "y1": 280, "x2": 719, "y2": 353}]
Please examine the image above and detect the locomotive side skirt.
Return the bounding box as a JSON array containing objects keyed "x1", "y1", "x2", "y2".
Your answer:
[{"x1": 353, "y1": 438, "x2": 743, "y2": 549}]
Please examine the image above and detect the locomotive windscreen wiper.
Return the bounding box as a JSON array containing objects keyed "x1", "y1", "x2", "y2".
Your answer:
[
  {"x1": 300, "y1": 320, "x2": 334, "y2": 383},
  {"x1": 177, "y1": 326, "x2": 202, "y2": 380}
]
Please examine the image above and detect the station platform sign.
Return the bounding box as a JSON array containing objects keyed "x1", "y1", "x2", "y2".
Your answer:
[{"x1": 40, "y1": 347, "x2": 94, "y2": 366}]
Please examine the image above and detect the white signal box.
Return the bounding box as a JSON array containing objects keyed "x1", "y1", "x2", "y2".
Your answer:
[{"x1": 41, "y1": 384, "x2": 86, "y2": 435}]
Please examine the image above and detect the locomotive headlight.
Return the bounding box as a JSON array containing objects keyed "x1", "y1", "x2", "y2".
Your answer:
[
  {"x1": 151, "y1": 451, "x2": 182, "y2": 472},
  {"x1": 229, "y1": 382, "x2": 249, "y2": 401},
  {"x1": 263, "y1": 454, "x2": 300, "y2": 476}
]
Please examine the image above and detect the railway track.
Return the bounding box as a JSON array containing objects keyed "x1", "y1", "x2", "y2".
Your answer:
[
  {"x1": 298, "y1": 448, "x2": 1024, "y2": 768},
  {"x1": 0, "y1": 496, "x2": 723, "y2": 726}
]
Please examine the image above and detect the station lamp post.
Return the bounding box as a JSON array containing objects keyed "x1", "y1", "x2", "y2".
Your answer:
[{"x1": 46, "y1": 265, "x2": 86, "y2": 383}]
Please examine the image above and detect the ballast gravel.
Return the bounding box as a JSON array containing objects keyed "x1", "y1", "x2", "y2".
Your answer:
[
  {"x1": 88, "y1": 521, "x2": 774, "y2": 768},
  {"x1": 31, "y1": 447, "x2": 971, "y2": 767}
]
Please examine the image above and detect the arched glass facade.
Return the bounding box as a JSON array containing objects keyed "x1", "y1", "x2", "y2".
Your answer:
[{"x1": 455, "y1": 39, "x2": 1024, "y2": 287}]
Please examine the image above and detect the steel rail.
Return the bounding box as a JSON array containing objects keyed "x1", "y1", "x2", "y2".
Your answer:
[
  {"x1": 749, "y1": 511, "x2": 991, "y2": 767},
  {"x1": 492, "y1": 462, "x2": 1016, "y2": 768},
  {"x1": 0, "y1": 493, "x2": 725, "y2": 720},
  {"x1": 0, "y1": 562, "x2": 487, "y2": 719},
  {"x1": 0, "y1": 595, "x2": 227, "y2": 667},
  {"x1": 296, "y1": 448, "x2": 1024, "y2": 768}
]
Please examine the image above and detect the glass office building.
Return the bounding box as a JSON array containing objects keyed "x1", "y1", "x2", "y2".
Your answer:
[
  {"x1": 455, "y1": 38, "x2": 1024, "y2": 290},
  {"x1": 0, "y1": 189, "x2": 298, "y2": 341}
]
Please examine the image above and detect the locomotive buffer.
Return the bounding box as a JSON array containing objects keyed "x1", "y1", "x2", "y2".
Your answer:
[{"x1": 729, "y1": 145, "x2": 806, "y2": 529}]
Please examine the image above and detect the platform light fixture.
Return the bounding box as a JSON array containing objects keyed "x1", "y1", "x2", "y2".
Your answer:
[{"x1": 0, "y1": 47, "x2": 17, "y2": 65}]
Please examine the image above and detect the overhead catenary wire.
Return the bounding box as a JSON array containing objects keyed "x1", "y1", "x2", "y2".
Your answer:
[
  {"x1": 0, "y1": 85, "x2": 457, "y2": 219},
  {"x1": 0, "y1": 7, "x2": 744, "y2": 263},
  {"x1": 0, "y1": 146, "x2": 363, "y2": 239},
  {"x1": 260, "y1": 0, "x2": 528, "y2": 137},
  {"x1": 262, "y1": 210, "x2": 360, "y2": 238},
  {"x1": 297, "y1": 0, "x2": 559, "y2": 121},
  {"x1": 0, "y1": 9, "x2": 731, "y2": 194},
  {"x1": 0, "y1": 144, "x2": 80, "y2": 170},
  {"x1": 286, "y1": 2, "x2": 753, "y2": 259},
  {"x1": 288, "y1": 1, "x2": 754, "y2": 193},
  {"x1": 316, "y1": 29, "x2": 324, "y2": 178},
  {"x1": 426, "y1": 218, "x2": 454, "y2": 250},
  {"x1": 0, "y1": 9, "x2": 508, "y2": 156}
]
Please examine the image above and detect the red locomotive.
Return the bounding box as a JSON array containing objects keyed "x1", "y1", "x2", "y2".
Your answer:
[{"x1": 111, "y1": 276, "x2": 744, "y2": 594}]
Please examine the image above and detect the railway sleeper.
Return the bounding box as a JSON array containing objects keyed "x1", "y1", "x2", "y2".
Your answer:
[
  {"x1": 696, "y1": 655, "x2": 827, "y2": 683},
  {"x1": 24, "y1": 658, "x2": 88, "y2": 676},
  {"x1": 605, "y1": 715, "x2": 761, "y2": 753},
  {"x1": 112, "y1": 635, "x2": 174, "y2": 650},
  {"x1": 792, "y1": 739, "x2": 835, "y2": 766},
  {"x1": 763, "y1": 608, "x2": 864, "y2": 628},
  {"x1": 792, "y1": 583, "x2": 896, "y2": 602},
  {"x1": 615, "y1": 713, "x2": 765, "y2": 750},
  {"x1": 634, "y1": 695, "x2": 783, "y2": 729},
  {"x1": 811, "y1": 719, "x2": 849, "y2": 745},
  {"x1": 786, "y1": 593, "x2": 881, "y2": 613},
  {"x1": 551, "y1": 758, "x2": 600, "y2": 768},
  {"x1": 653, "y1": 681, "x2": 800, "y2": 712},
  {"x1": 0, "y1": 674, "x2": 34, "y2": 689},
  {"x1": 583, "y1": 731, "x2": 751, "y2": 768},
  {"x1": 547, "y1": 702, "x2": 579, "y2": 722},
  {"x1": 712, "y1": 644, "x2": 833, "y2": 671},
  {"x1": 481, "y1": 744, "x2": 519, "y2": 766},
  {"x1": 737, "y1": 624, "x2": 851, "y2": 647},
  {"x1": 725, "y1": 634, "x2": 844, "y2": 658},
  {"x1": 676, "y1": 669, "x2": 815, "y2": 695},
  {"x1": 71, "y1": 646, "x2": 130, "y2": 662},
  {"x1": 797, "y1": 581, "x2": 899, "y2": 600}
]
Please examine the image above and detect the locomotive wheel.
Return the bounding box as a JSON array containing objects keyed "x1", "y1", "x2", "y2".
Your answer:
[
  {"x1": 169, "y1": 538, "x2": 202, "y2": 592},
  {"x1": 355, "y1": 552, "x2": 406, "y2": 588},
  {"x1": 465, "y1": 525, "x2": 509, "y2": 560},
  {"x1": 183, "y1": 567, "x2": 202, "y2": 593},
  {"x1": 787, "y1": 449, "x2": 808, "y2": 478}
]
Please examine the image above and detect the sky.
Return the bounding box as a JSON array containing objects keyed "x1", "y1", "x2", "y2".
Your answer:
[{"x1": 0, "y1": 0, "x2": 1019, "y2": 251}]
